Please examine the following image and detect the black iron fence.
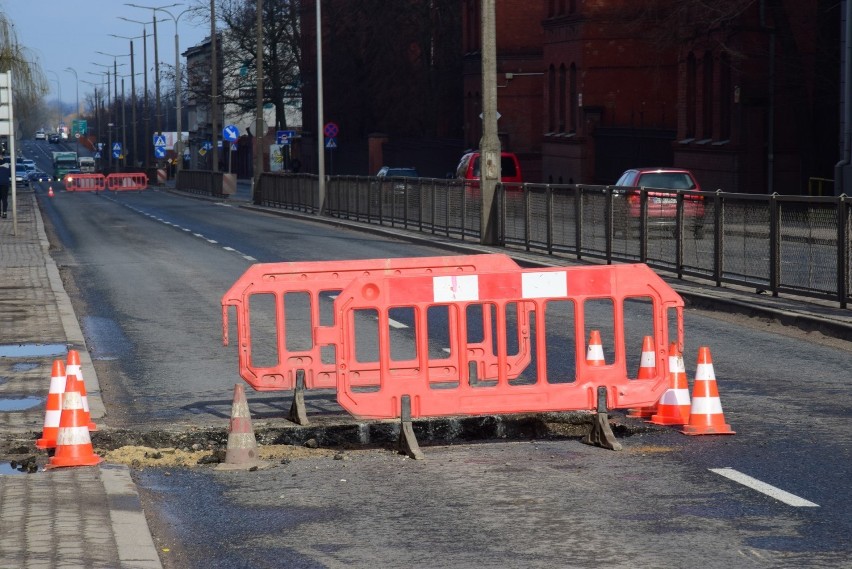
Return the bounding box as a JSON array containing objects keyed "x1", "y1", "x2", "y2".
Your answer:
[{"x1": 250, "y1": 173, "x2": 850, "y2": 308}]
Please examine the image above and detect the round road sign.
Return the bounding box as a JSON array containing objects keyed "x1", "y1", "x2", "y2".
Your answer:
[{"x1": 323, "y1": 122, "x2": 339, "y2": 138}]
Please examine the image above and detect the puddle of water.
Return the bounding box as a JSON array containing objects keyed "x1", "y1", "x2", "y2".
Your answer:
[
  {"x1": 0, "y1": 396, "x2": 44, "y2": 411},
  {"x1": 0, "y1": 344, "x2": 67, "y2": 358},
  {"x1": 0, "y1": 461, "x2": 42, "y2": 475}
]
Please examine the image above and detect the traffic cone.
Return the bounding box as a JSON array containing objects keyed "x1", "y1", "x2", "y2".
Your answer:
[
  {"x1": 36, "y1": 360, "x2": 67, "y2": 449},
  {"x1": 681, "y1": 347, "x2": 735, "y2": 435},
  {"x1": 586, "y1": 330, "x2": 606, "y2": 366},
  {"x1": 216, "y1": 384, "x2": 271, "y2": 471},
  {"x1": 649, "y1": 343, "x2": 692, "y2": 425},
  {"x1": 48, "y1": 186, "x2": 54, "y2": 197},
  {"x1": 66, "y1": 349, "x2": 97, "y2": 431},
  {"x1": 46, "y1": 373, "x2": 102, "y2": 469},
  {"x1": 627, "y1": 335, "x2": 658, "y2": 419}
]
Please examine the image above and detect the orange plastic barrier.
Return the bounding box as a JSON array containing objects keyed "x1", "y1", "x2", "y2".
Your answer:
[
  {"x1": 106, "y1": 172, "x2": 148, "y2": 191},
  {"x1": 64, "y1": 173, "x2": 105, "y2": 192},
  {"x1": 330, "y1": 263, "x2": 684, "y2": 419},
  {"x1": 222, "y1": 254, "x2": 528, "y2": 392}
]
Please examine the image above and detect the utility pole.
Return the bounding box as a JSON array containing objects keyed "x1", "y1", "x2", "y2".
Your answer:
[
  {"x1": 254, "y1": 0, "x2": 264, "y2": 198},
  {"x1": 480, "y1": 0, "x2": 501, "y2": 245},
  {"x1": 210, "y1": 0, "x2": 218, "y2": 172}
]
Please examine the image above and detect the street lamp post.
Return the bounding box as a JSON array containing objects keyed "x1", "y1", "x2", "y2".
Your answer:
[
  {"x1": 109, "y1": 35, "x2": 142, "y2": 167},
  {"x1": 126, "y1": 3, "x2": 190, "y2": 174},
  {"x1": 64, "y1": 67, "x2": 79, "y2": 155},
  {"x1": 118, "y1": 17, "x2": 154, "y2": 167},
  {"x1": 92, "y1": 60, "x2": 126, "y2": 170}
]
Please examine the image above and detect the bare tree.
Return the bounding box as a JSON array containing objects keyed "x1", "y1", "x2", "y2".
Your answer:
[
  {"x1": 0, "y1": 13, "x2": 49, "y2": 141},
  {"x1": 188, "y1": 0, "x2": 301, "y2": 130}
]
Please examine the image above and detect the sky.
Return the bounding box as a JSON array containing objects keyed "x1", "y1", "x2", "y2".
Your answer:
[{"x1": 3, "y1": 0, "x2": 209, "y2": 109}]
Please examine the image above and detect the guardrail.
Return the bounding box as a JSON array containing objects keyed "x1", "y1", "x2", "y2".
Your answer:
[{"x1": 246, "y1": 173, "x2": 852, "y2": 308}]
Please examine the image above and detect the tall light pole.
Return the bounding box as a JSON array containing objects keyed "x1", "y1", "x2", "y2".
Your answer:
[
  {"x1": 109, "y1": 35, "x2": 142, "y2": 167},
  {"x1": 64, "y1": 67, "x2": 79, "y2": 155},
  {"x1": 85, "y1": 72, "x2": 109, "y2": 161},
  {"x1": 93, "y1": 60, "x2": 127, "y2": 170},
  {"x1": 122, "y1": 11, "x2": 164, "y2": 168},
  {"x1": 118, "y1": 17, "x2": 154, "y2": 167},
  {"x1": 316, "y1": 0, "x2": 325, "y2": 212},
  {"x1": 126, "y1": 3, "x2": 190, "y2": 174}
]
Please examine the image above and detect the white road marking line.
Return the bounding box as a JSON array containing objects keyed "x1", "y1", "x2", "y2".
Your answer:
[
  {"x1": 207, "y1": 239, "x2": 218, "y2": 244},
  {"x1": 222, "y1": 247, "x2": 236, "y2": 252},
  {"x1": 243, "y1": 255, "x2": 257, "y2": 261},
  {"x1": 388, "y1": 318, "x2": 407, "y2": 329},
  {"x1": 193, "y1": 233, "x2": 204, "y2": 238},
  {"x1": 709, "y1": 468, "x2": 819, "y2": 507},
  {"x1": 442, "y1": 348, "x2": 451, "y2": 353}
]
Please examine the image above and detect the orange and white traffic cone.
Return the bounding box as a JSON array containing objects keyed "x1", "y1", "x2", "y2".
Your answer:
[
  {"x1": 649, "y1": 343, "x2": 692, "y2": 425},
  {"x1": 66, "y1": 349, "x2": 97, "y2": 431},
  {"x1": 681, "y1": 347, "x2": 735, "y2": 435},
  {"x1": 627, "y1": 335, "x2": 658, "y2": 419},
  {"x1": 216, "y1": 384, "x2": 271, "y2": 471},
  {"x1": 586, "y1": 329, "x2": 606, "y2": 366},
  {"x1": 48, "y1": 186, "x2": 54, "y2": 197},
  {"x1": 46, "y1": 373, "x2": 102, "y2": 469},
  {"x1": 36, "y1": 359, "x2": 67, "y2": 449}
]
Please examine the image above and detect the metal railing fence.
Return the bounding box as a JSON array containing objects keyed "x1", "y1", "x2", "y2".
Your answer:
[{"x1": 249, "y1": 173, "x2": 850, "y2": 307}]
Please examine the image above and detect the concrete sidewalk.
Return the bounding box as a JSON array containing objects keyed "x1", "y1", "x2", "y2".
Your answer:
[{"x1": 0, "y1": 189, "x2": 162, "y2": 569}]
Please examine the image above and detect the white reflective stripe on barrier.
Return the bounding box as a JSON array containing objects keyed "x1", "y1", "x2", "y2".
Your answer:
[
  {"x1": 690, "y1": 396, "x2": 724, "y2": 414},
  {"x1": 56, "y1": 426, "x2": 91, "y2": 445},
  {"x1": 659, "y1": 388, "x2": 691, "y2": 405}
]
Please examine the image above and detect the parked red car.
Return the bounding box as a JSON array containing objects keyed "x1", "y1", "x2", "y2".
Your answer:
[
  {"x1": 614, "y1": 167, "x2": 706, "y2": 238},
  {"x1": 455, "y1": 151, "x2": 523, "y2": 188}
]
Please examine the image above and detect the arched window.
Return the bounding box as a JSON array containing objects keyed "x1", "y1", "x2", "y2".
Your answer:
[{"x1": 569, "y1": 63, "x2": 578, "y2": 133}]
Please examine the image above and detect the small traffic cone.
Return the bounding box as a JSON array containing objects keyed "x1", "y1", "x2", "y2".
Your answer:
[
  {"x1": 36, "y1": 360, "x2": 67, "y2": 449},
  {"x1": 48, "y1": 186, "x2": 54, "y2": 197},
  {"x1": 66, "y1": 350, "x2": 97, "y2": 431},
  {"x1": 681, "y1": 347, "x2": 735, "y2": 435},
  {"x1": 46, "y1": 373, "x2": 102, "y2": 469},
  {"x1": 216, "y1": 384, "x2": 271, "y2": 471},
  {"x1": 627, "y1": 336, "x2": 658, "y2": 419},
  {"x1": 649, "y1": 343, "x2": 692, "y2": 425},
  {"x1": 586, "y1": 330, "x2": 606, "y2": 366}
]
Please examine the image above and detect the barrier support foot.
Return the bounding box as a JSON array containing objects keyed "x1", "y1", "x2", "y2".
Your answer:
[
  {"x1": 397, "y1": 395, "x2": 424, "y2": 460},
  {"x1": 582, "y1": 386, "x2": 623, "y2": 451},
  {"x1": 287, "y1": 370, "x2": 309, "y2": 426}
]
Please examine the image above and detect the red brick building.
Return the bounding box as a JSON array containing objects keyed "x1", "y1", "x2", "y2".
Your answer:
[{"x1": 301, "y1": 1, "x2": 839, "y2": 194}]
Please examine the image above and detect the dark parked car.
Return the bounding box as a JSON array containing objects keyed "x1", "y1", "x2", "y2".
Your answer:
[
  {"x1": 613, "y1": 167, "x2": 706, "y2": 238},
  {"x1": 455, "y1": 151, "x2": 523, "y2": 188},
  {"x1": 48, "y1": 133, "x2": 61, "y2": 144}
]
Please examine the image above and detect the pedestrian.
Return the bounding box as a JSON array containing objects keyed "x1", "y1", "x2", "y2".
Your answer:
[{"x1": 0, "y1": 161, "x2": 10, "y2": 218}]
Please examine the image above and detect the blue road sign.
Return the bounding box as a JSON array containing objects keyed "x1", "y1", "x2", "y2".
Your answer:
[
  {"x1": 153, "y1": 134, "x2": 167, "y2": 147},
  {"x1": 94, "y1": 152, "x2": 101, "y2": 159},
  {"x1": 223, "y1": 125, "x2": 239, "y2": 142},
  {"x1": 276, "y1": 130, "x2": 296, "y2": 145},
  {"x1": 202, "y1": 141, "x2": 213, "y2": 151},
  {"x1": 154, "y1": 146, "x2": 166, "y2": 158},
  {"x1": 325, "y1": 137, "x2": 337, "y2": 149},
  {"x1": 113, "y1": 142, "x2": 122, "y2": 152}
]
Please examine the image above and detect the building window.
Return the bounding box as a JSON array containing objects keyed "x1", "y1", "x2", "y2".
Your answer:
[
  {"x1": 720, "y1": 53, "x2": 731, "y2": 140},
  {"x1": 569, "y1": 63, "x2": 577, "y2": 133},
  {"x1": 548, "y1": 64, "x2": 556, "y2": 132},
  {"x1": 686, "y1": 52, "x2": 696, "y2": 138},
  {"x1": 703, "y1": 51, "x2": 713, "y2": 140},
  {"x1": 559, "y1": 64, "x2": 566, "y2": 132}
]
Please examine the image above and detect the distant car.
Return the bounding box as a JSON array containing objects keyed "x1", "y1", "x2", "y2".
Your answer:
[
  {"x1": 29, "y1": 169, "x2": 52, "y2": 182},
  {"x1": 48, "y1": 133, "x2": 61, "y2": 144},
  {"x1": 455, "y1": 151, "x2": 523, "y2": 188},
  {"x1": 14, "y1": 169, "x2": 28, "y2": 187},
  {"x1": 377, "y1": 166, "x2": 419, "y2": 178},
  {"x1": 613, "y1": 167, "x2": 706, "y2": 238},
  {"x1": 35, "y1": 130, "x2": 45, "y2": 140}
]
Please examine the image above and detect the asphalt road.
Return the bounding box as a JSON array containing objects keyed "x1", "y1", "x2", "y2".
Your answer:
[{"x1": 31, "y1": 169, "x2": 852, "y2": 568}]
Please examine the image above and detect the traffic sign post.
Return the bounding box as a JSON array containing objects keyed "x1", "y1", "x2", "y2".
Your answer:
[{"x1": 112, "y1": 142, "x2": 122, "y2": 160}]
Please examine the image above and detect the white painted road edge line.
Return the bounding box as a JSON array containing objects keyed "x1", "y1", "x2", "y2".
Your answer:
[{"x1": 709, "y1": 468, "x2": 819, "y2": 507}]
